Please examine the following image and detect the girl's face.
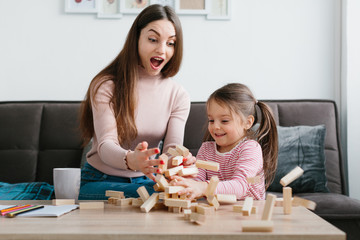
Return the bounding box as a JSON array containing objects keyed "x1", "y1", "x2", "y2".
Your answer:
[
  {"x1": 207, "y1": 100, "x2": 253, "y2": 153},
  {"x1": 138, "y1": 19, "x2": 176, "y2": 76}
]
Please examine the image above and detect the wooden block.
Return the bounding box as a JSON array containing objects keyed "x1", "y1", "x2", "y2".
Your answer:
[
  {"x1": 283, "y1": 187, "x2": 292, "y2": 214},
  {"x1": 171, "y1": 193, "x2": 179, "y2": 199},
  {"x1": 190, "y1": 212, "x2": 206, "y2": 225},
  {"x1": 179, "y1": 194, "x2": 187, "y2": 200},
  {"x1": 165, "y1": 186, "x2": 185, "y2": 194},
  {"x1": 154, "y1": 202, "x2": 167, "y2": 210},
  {"x1": 183, "y1": 209, "x2": 192, "y2": 219},
  {"x1": 167, "y1": 147, "x2": 181, "y2": 157},
  {"x1": 206, "y1": 195, "x2": 220, "y2": 210},
  {"x1": 247, "y1": 176, "x2": 261, "y2": 184},
  {"x1": 205, "y1": 176, "x2": 219, "y2": 197},
  {"x1": 190, "y1": 203, "x2": 198, "y2": 212},
  {"x1": 196, "y1": 160, "x2": 220, "y2": 171},
  {"x1": 140, "y1": 193, "x2": 159, "y2": 213},
  {"x1": 153, "y1": 183, "x2": 161, "y2": 192},
  {"x1": 155, "y1": 174, "x2": 169, "y2": 189},
  {"x1": 164, "y1": 198, "x2": 191, "y2": 208},
  {"x1": 242, "y1": 220, "x2": 274, "y2": 232},
  {"x1": 158, "y1": 154, "x2": 168, "y2": 172},
  {"x1": 116, "y1": 198, "x2": 133, "y2": 206},
  {"x1": 242, "y1": 197, "x2": 254, "y2": 216},
  {"x1": 233, "y1": 205, "x2": 258, "y2": 214},
  {"x1": 105, "y1": 190, "x2": 124, "y2": 199},
  {"x1": 280, "y1": 166, "x2": 304, "y2": 187},
  {"x1": 131, "y1": 198, "x2": 143, "y2": 207},
  {"x1": 79, "y1": 202, "x2": 104, "y2": 209},
  {"x1": 172, "y1": 156, "x2": 184, "y2": 166},
  {"x1": 216, "y1": 194, "x2": 237, "y2": 203},
  {"x1": 52, "y1": 199, "x2": 75, "y2": 206},
  {"x1": 196, "y1": 205, "x2": 215, "y2": 215},
  {"x1": 178, "y1": 167, "x2": 199, "y2": 176},
  {"x1": 164, "y1": 166, "x2": 183, "y2": 177},
  {"x1": 261, "y1": 194, "x2": 277, "y2": 221},
  {"x1": 176, "y1": 145, "x2": 190, "y2": 157},
  {"x1": 293, "y1": 196, "x2": 316, "y2": 210},
  {"x1": 159, "y1": 192, "x2": 169, "y2": 200},
  {"x1": 136, "y1": 186, "x2": 150, "y2": 202},
  {"x1": 173, "y1": 207, "x2": 181, "y2": 213},
  {"x1": 107, "y1": 197, "x2": 118, "y2": 205}
]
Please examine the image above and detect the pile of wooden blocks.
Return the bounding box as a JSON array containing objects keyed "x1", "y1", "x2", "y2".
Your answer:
[{"x1": 106, "y1": 145, "x2": 238, "y2": 224}]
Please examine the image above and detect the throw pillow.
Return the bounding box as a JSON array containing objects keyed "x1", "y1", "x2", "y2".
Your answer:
[
  {"x1": 268, "y1": 124, "x2": 329, "y2": 193},
  {"x1": 0, "y1": 182, "x2": 54, "y2": 200}
]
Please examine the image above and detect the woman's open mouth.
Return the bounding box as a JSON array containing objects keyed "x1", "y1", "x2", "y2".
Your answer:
[{"x1": 150, "y1": 57, "x2": 164, "y2": 70}]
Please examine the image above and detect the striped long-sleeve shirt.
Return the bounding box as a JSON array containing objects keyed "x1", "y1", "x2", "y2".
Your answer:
[{"x1": 195, "y1": 140, "x2": 265, "y2": 200}]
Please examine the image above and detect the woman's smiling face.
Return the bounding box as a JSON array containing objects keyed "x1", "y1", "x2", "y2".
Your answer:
[{"x1": 138, "y1": 19, "x2": 176, "y2": 76}]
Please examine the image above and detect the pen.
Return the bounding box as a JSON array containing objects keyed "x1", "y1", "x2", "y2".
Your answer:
[
  {"x1": 5, "y1": 205, "x2": 44, "y2": 218},
  {"x1": 1, "y1": 205, "x2": 33, "y2": 216}
]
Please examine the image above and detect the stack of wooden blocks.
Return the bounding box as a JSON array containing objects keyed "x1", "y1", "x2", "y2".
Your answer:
[{"x1": 106, "y1": 145, "x2": 239, "y2": 225}]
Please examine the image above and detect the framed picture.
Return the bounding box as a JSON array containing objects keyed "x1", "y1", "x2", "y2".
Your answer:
[
  {"x1": 175, "y1": 0, "x2": 209, "y2": 15},
  {"x1": 65, "y1": 0, "x2": 98, "y2": 13},
  {"x1": 97, "y1": 0, "x2": 123, "y2": 18},
  {"x1": 150, "y1": 0, "x2": 175, "y2": 8},
  {"x1": 206, "y1": 0, "x2": 231, "y2": 20},
  {"x1": 120, "y1": 0, "x2": 151, "y2": 14}
]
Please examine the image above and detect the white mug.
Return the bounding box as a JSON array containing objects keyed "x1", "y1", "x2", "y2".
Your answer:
[{"x1": 53, "y1": 168, "x2": 81, "y2": 200}]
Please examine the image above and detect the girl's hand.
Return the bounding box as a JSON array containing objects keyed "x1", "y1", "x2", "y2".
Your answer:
[
  {"x1": 126, "y1": 141, "x2": 164, "y2": 181},
  {"x1": 169, "y1": 175, "x2": 208, "y2": 200}
]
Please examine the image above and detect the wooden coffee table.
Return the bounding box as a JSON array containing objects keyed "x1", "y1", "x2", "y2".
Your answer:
[{"x1": 0, "y1": 200, "x2": 345, "y2": 240}]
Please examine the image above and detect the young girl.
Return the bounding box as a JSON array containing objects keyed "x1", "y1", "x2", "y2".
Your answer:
[{"x1": 171, "y1": 83, "x2": 278, "y2": 200}]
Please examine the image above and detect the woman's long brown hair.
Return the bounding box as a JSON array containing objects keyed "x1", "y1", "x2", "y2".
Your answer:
[
  {"x1": 80, "y1": 4, "x2": 183, "y2": 147},
  {"x1": 203, "y1": 83, "x2": 278, "y2": 189}
]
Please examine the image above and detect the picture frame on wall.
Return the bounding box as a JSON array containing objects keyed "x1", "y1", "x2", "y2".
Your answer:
[
  {"x1": 97, "y1": 0, "x2": 123, "y2": 18},
  {"x1": 206, "y1": 0, "x2": 231, "y2": 20},
  {"x1": 150, "y1": 0, "x2": 175, "y2": 9},
  {"x1": 120, "y1": 0, "x2": 151, "y2": 14},
  {"x1": 174, "y1": 0, "x2": 209, "y2": 15},
  {"x1": 65, "y1": 0, "x2": 98, "y2": 13}
]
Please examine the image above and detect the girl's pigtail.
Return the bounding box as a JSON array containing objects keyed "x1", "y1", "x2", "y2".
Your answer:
[{"x1": 255, "y1": 101, "x2": 278, "y2": 189}]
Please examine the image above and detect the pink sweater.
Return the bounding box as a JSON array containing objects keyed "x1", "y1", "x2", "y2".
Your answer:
[
  {"x1": 195, "y1": 140, "x2": 265, "y2": 200},
  {"x1": 86, "y1": 66, "x2": 190, "y2": 178}
]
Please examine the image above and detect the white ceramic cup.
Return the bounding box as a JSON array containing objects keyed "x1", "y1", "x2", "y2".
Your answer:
[{"x1": 53, "y1": 168, "x2": 81, "y2": 200}]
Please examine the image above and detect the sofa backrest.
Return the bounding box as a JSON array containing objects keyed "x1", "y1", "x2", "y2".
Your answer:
[
  {"x1": 0, "y1": 100, "x2": 346, "y2": 195},
  {"x1": 0, "y1": 102, "x2": 83, "y2": 185},
  {"x1": 184, "y1": 100, "x2": 346, "y2": 195}
]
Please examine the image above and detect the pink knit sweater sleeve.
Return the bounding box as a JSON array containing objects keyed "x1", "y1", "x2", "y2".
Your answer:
[{"x1": 91, "y1": 80, "x2": 129, "y2": 170}]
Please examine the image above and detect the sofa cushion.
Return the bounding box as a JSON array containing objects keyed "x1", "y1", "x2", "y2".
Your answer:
[
  {"x1": 268, "y1": 125, "x2": 329, "y2": 193},
  {"x1": 295, "y1": 192, "x2": 360, "y2": 219}
]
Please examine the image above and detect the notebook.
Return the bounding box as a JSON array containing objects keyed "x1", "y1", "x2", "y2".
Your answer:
[{"x1": 0, "y1": 205, "x2": 78, "y2": 217}]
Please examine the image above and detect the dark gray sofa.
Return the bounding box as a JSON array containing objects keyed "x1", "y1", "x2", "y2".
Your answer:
[{"x1": 0, "y1": 100, "x2": 359, "y2": 240}]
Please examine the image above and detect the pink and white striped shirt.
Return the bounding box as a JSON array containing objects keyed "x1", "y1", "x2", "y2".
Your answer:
[{"x1": 195, "y1": 139, "x2": 265, "y2": 200}]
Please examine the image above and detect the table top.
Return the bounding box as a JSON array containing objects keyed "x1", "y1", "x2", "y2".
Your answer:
[{"x1": 0, "y1": 200, "x2": 345, "y2": 240}]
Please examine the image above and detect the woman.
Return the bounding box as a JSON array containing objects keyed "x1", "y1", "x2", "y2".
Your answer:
[{"x1": 79, "y1": 4, "x2": 193, "y2": 200}]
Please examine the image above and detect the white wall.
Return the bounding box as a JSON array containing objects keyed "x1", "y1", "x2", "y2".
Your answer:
[
  {"x1": 0, "y1": 0, "x2": 338, "y2": 101},
  {"x1": 2, "y1": 1, "x2": 357, "y2": 199},
  {"x1": 346, "y1": 0, "x2": 360, "y2": 200}
]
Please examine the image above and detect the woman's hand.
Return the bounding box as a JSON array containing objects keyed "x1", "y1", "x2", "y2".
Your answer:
[
  {"x1": 126, "y1": 141, "x2": 164, "y2": 181},
  {"x1": 169, "y1": 175, "x2": 208, "y2": 200}
]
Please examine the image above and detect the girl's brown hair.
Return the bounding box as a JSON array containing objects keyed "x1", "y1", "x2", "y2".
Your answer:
[
  {"x1": 80, "y1": 4, "x2": 183, "y2": 147},
  {"x1": 203, "y1": 83, "x2": 278, "y2": 189}
]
